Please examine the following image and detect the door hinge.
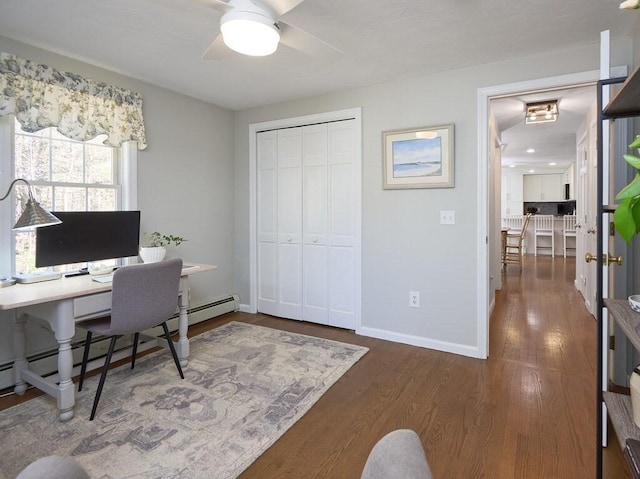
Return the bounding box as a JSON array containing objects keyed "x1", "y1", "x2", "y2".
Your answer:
[{"x1": 610, "y1": 335, "x2": 615, "y2": 350}]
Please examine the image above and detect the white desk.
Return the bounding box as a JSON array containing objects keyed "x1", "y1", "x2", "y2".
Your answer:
[{"x1": 0, "y1": 262, "x2": 217, "y2": 422}]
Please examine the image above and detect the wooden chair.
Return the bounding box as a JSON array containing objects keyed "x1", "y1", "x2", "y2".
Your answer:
[
  {"x1": 534, "y1": 214, "x2": 555, "y2": 256},
  {"x1": 503, "y1": 213, "x2": 531, "y2": 271},
  {"x1": 563, "y1": 214, "x2": 577, "y2": 258},
  {"x1": 77, "y1": 258, "x2": 184, "y2": 420}
]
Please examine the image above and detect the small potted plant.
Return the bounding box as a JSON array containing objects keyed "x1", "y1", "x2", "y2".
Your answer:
[{"x1": 139, "y1": 231, "x2": 187, "y2": 263}]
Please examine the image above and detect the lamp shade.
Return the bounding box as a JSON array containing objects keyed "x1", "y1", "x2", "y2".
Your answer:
[
  {"x1": 13, "y1": 197, "x2": 62, "y2": 230},
  {"x1": 220, "y1": 9, "x2": 280, "y2": 56},
  {"x1": 1, "y1": 178, "x2": 62, "y2": 230}
]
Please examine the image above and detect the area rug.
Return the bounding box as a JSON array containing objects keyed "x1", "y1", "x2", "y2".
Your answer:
[{"x1": 0, "y1": 321, "x2": 368, "y2": 478}]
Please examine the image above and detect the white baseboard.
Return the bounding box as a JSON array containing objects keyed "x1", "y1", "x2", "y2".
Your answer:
[{"x1": 357, "y1": 326, "x2": 482, "y2": 359}]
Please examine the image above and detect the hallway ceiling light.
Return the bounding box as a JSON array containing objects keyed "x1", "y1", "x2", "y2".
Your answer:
[{"x1": 525, "y1": 100, "x2": 558, "y2": 125}]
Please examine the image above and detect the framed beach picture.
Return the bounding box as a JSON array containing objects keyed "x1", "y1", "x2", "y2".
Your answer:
[{"x1": 382, "y1": 124, "x2": 454, "y2": 189}]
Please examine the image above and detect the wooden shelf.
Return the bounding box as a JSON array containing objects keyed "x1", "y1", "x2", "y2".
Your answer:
[
  {"x1": 604, "y1": 391, "x2": 640, "y2": 450},
  {"x1": 605, "y1": 299, "x2": 640, "y2": 352},
  {"x1": 604, "y1": 66, "x2": 640, "y2": 117}
]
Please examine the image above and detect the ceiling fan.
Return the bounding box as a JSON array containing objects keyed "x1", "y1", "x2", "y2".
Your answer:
[{"x1": 201, "y1": 0, "x2": 343, "y2": 59}]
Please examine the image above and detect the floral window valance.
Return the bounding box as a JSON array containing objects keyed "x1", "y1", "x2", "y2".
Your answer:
[{"x1": 0, "y1": 52, "x2": 147, "y2": 149}]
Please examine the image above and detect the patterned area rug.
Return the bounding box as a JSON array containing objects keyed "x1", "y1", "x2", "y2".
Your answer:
[{"x1": 0, "y1": 321, "x2": 368, "y2": 478}]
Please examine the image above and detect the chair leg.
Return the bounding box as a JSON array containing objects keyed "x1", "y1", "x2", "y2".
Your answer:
[
  {"x1": 90, "y1": 335, "x2": 118, "y2": 421},
  {"x1": 78, "y1": 331, "x2": 93, "y2": 392},
  {"x1": 161, "y1": 322, "x2": 184, "y2": 380},
  {"x1": 131, "y1": 332, "x2": 140, "y2": 369}
]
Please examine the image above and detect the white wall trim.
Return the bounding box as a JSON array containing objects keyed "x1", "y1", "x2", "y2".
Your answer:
[
  {"x1": 477, "y1": 70, "x2": 600, "y2": 359},
  {"x1": 248, "y1": 108, "x2": 363, "y2": 330},
  {"x1": 359, "y1": 326, "x2": 480, "y2": 358}
]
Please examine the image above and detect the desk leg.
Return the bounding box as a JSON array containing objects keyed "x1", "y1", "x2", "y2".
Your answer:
[
  {"x1": 51, "y1": 303, "x2": 76, "y2": 422},
  {"x1": 13, "y1": 312, "x2": 28, "y2": 396},
  {"x1": 55, "y1": 338, "x2": 75, "y2": 422},
  {"x1": 177, "y1": 278, "x2": 190, "y2": 367}
]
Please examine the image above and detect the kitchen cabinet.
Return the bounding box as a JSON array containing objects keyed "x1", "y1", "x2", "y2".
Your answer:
[
  {"x1": 523, "y1": 174, "x2": 563, "y2": 201},
  {"x1": 501, "y1": 171, "x2": 523, "y2": 216}
]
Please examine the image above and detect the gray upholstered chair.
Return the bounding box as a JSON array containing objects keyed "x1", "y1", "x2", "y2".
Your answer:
[
  {"x1": 361, "y1": 429, "x2": 433, "y2": 479},
  {"x1": 16, "y1": 455, "x2": 90, "y2": 479},
  {"x1": 77, "y1": 258, "x2": 184, "y2": 420}
]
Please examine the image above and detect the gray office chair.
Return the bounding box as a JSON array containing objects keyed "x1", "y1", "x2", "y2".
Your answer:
[{"x1": 77, "y1": 258, "x2": 184, "y2": 420}]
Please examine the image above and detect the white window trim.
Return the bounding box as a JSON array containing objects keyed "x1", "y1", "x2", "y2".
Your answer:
[{"x1": 0, "y1": 117, "x2": 138, "y2": 276}]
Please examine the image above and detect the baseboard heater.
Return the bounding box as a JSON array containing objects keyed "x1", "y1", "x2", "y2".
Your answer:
[{"x1": 0, "y1": 294, "x2": 239, "y2": 392}]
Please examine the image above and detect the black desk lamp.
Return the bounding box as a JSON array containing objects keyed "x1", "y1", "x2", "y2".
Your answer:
[{"x1": 1, "y1": 178, "x2": 61, "y2": 230}]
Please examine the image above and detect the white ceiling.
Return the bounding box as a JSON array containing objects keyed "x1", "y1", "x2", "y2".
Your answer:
[
  {"x1": 492, "y1": 85, "x2": 596, "y2": 175},
  {"x1": 0, "y1": 0, "x2": 635, "y2": 111}
]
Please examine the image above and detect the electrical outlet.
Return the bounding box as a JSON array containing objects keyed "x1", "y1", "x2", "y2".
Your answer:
[
  {"x1": 440, "y1": 210, "x2": 455, "y2": 225},
  {"x1": 409, "y1": 291, "x2": 420, "y2": 308}
]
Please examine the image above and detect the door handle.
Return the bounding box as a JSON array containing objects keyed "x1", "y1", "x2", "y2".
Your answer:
[
  {"x1": 587, "y1": 228, "x2": 596, "y2": 234},
  {"x1": 605, "y1": 253, "x2": 623, "y2": 266},
  {"x1": 585, "y1": 252, "x2": 623, "y2": 265}
]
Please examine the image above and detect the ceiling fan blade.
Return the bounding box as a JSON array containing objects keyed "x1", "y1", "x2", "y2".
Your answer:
[
  {"x1": 264, "y1": 0, "x2": 305, "y2": 16},
  {"x1": 279, "y1": 22, "x2": 344, "y2": 60},
  {"x1": 202, "y1": 34, "x2": 230, "y2": 60}
]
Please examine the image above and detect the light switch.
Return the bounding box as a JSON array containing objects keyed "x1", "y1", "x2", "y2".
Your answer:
[{"x1": 440, "y1": 210, "x2": 455, "y2": 225}]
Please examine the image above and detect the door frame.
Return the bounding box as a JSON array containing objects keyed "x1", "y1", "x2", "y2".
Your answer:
[
  {"x1": 477, "y1": 71, "x2": 600, "y2": 358},
  {"x1": 248, "y1": 108, "x2": 363, "y2": 330}
]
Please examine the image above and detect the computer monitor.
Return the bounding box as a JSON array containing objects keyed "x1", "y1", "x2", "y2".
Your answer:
[{"x1": 35, "y1": 211, "x2": 141, "y2": 268}]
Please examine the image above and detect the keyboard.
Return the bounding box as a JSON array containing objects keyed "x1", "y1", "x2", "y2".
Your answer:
[{"x1": 92, "y1": 275, "x2": 113, "y2": 283}]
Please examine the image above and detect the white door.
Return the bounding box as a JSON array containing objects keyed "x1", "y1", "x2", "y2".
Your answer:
[
  {"x1": 585, "y1": 121, "x2": 599, "y2": 315},
  {"x1": 258, "y1": 119, "x2": 358, "y2": 329},
  {"x1": 277, "y1": 128, "x2": 304, "y2": 320},
  {"x1": 326, "y1": 120, "x2": 357, "y2": 329},
  {"x1": 257, "y1": 130, "x2": 279, "y2": 316},
  {"x1": 576, "y1": 138, "x2": 589, "y2": 303},
  {"x1": 302, "y1": 124, "x2": 329, "y2": 324}
]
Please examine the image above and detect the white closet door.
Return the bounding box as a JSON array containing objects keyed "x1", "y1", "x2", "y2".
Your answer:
[
  {"x1": 276, "y1": 127, "x2": 303, "y2": 320},
  {"x1": 257, "y1": 131, "x2": 278, "y2": 316},
  {"x1": 258, "y1": 119, "x2": 358, "y2": 329},
  {"x1": 327, "y1": 120, "x2": 357, "y2": 329},
  {"x1": 303, "y1": 124, "x2": 329, "y2": 324}
]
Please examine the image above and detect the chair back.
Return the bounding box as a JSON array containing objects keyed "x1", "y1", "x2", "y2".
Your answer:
[
  {"x1": 563, "y1": 214, "x2": 577, "y2": 233},
  {"x1": 534, "y1": 214, "x2": 554, "y2": 232},
  {"x1": 109, "y1": 258, "x2": 183, "y2": 335},
  {"x1": 505, "y1": 215, "x2": 524, "y2": 231},
  {"x1": 520, "y1": 213, "x2": 532, "y2": 239}
]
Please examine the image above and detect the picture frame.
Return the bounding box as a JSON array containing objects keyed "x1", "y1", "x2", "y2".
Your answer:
[{"x1": 382, "y1": 123, "x2": 454, "y2": 189}]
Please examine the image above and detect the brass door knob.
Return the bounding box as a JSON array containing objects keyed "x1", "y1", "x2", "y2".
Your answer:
[
  {"x1": 606, "y1": 253, "x2": 623, "y2": 266},
  {"x1": 584, "y1": 252, "x2": 623, "y2": 265}
]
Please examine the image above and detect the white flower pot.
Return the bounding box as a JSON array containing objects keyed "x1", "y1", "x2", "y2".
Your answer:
[{"x1": 139, "y1": 246, "x2": 166, "y2": 263}]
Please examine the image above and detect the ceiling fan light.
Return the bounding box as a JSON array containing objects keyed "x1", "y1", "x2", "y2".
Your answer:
[{"x1": 220, "y1": 10, "x2": 280, "y2": 57}]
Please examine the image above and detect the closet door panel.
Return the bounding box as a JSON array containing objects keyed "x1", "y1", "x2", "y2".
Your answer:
[
  {"x1": 329, "y1": 246, "x2": 355, "y2": 328},
  {"x1": 327, "y1": 120, "x2": 357, "y2": 329},
  {"x1": 303, "y1": 124, "x2": 328, "y2": 323},
  {"x1": 276, "y1": 128, "x2": 302, "y2": 319},
  {"x1": 257, "y1": 131, "x2": 278, "y2": 316}
]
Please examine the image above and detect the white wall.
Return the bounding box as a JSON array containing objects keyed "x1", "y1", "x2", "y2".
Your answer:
[
  {"x1": 234, "y1": 40, "x2": 634, "y2": 357},
  {"x1": 0, "y1": 36, "x2": 236, "y2": 368}
]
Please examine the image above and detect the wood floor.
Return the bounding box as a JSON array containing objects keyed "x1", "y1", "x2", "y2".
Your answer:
[{"x1": 0, "y1": 255, "x2": 630, "y2": 477}]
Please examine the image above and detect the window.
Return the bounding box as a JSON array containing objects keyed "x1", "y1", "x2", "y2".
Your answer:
[{"x1": 5, "y1": 118, "x2": 136, "y2": 274}]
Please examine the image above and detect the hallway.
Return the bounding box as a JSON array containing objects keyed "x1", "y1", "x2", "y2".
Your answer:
[{"x1": 495, "y1": 255, "x2": 628, "y2": 478}]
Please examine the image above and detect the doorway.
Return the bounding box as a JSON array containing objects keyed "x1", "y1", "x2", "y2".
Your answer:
[{"x1": 477, "y1": 70, "x2": 601, "y2": 358}]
